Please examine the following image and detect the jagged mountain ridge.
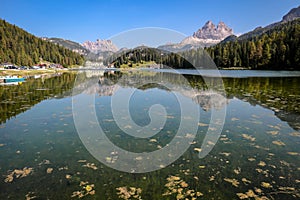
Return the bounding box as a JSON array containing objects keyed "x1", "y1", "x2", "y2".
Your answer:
[
  {"x1": 48, "y1": 20, "x2": 233, "y2": 56},
  {"x1": 158, "y1": 20, "x2": 234, "y2": 52}
]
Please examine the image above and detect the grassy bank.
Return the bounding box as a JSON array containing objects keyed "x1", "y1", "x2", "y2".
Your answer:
[
  {"x1": 119, "y1": 61, "x2": 157, "y2": 68},
  {"x1": 0, "y1": 69, "x2": 69, "y2": 76}
]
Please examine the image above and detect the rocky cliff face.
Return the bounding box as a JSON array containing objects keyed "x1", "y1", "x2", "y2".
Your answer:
[
  {"x1": 82, "y1": 39, "x2": 118, "y2": 53},
  {"x1": 282, "y1": 5, "x2": 300, "y2": 22}
]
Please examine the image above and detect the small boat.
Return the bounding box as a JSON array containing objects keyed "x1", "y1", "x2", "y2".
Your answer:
[{"x1": 0, "y1": 76, "x2": 26, "y2": 83}]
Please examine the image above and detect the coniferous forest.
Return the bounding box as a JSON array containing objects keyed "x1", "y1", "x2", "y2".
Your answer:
[
  {"x1": 205, "y1": 19, "x2": 300, "y2": 70},
  {"x1": 0, "y1": 19, "x2": 84, "y2": 67}
]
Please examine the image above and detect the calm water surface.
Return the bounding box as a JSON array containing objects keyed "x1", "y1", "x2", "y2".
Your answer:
[{"x1": 0, "y1": 70, "x2": 299, "y2": 199}]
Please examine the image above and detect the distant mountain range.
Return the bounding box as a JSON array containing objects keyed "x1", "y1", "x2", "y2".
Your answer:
[
  {"x1": 45, "y1": 21, "x2": 234, "y2": 58},
  {"x1": 44, "y1": 5, "x2": 300, "y2": 63},
  {"x1": 45, "y1": 38, "x2": 119, "y2": 61}
]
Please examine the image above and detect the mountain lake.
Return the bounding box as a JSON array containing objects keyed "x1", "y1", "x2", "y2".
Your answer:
[{"x1": 0, "y1": 69, "x2": 299, "y2": 199}]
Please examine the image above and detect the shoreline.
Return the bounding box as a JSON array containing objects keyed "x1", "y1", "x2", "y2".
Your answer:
[
  {"x1": 0, "y1": 69, "x2": 69, "y2": 77},
  {"x1": 2, "y1": 68, "x2": 300, "y2": 77}
]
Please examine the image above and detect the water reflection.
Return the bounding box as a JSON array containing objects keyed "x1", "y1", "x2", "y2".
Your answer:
[
  {"x1": 222, "y1": 77, "x2": 300, "y2": 130},
  {"x1": 1, "y1": 70, "x2": 299, "y2": 130},
  {"x1": 95, "y1": 71, "x2": 228, "y2": 111},
  {"x1": 0, "y1": 73, "x2": 77, "y2": 124},
  {"x1": 77, "y1": 70, "x2": 300, "y2": 130}
]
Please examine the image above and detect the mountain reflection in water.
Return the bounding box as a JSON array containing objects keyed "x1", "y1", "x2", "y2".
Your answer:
[
  {"x1": 76, "y1": 70, "x2": 299, "y2": 130},
  {"x1": 0, "y1": 70, "x2": 299, "y2": 131}
]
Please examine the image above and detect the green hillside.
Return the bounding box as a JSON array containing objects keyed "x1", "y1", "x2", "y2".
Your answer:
[
  {"x1": 47, "y1": 37, "x2": 89, "y2": 55},
  {"x1": 0, "y1": 19, "x2": 85, "y2": 67}
]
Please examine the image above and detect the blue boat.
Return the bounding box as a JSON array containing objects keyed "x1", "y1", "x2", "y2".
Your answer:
[{"x1": 0, "y1": 76, "x2": 25, "y2": 83}]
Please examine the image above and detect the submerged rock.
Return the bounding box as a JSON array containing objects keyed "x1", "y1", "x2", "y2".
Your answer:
[{"x1": 46, "y1": 168, "x2": 53, "y2": 174}]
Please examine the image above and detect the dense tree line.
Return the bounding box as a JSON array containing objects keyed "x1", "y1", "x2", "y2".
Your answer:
[
  {"x1": 205, "y1": 19, "x2": 300, "y2": 70},
  {"x1": 105, "y1": 47, "x2": 162, "y2": 67},
  {"x1": 109, "y1": 46, "x2": 221, "y2": 69},
  {"x1": 106, "y1": 47, "x2": 198, "y2": 69},
  {"x1": 0, "y1": 19, "x2": 85, "y2": 67}
]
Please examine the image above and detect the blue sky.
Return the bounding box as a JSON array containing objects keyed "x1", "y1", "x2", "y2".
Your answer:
[{"x1": 0, "y1": 0, "x2": 299, "y2": 45}]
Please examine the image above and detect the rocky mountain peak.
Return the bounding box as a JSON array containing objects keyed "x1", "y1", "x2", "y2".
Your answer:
[
  {"x1": 217, "y1": 21, "x2": 233, "y2": 38},
  {"x1": 159, "y1": 20, "x2": 234, "y2": 52},
  {"x1": 217, "y1": 21, "x2": 229, "y2": 30},
  {"x1": 82, "y1": 39, "x2": 118, "y2": 53},
  {"x1": 203, "y1": 20, "x2": 216, "y2": 30},
  {"x1": 193, "y1": 20, "x2": 233, "y2": 40},
  {"x1": 282, "y1": 5, "x2": 300, "y2": 22}
]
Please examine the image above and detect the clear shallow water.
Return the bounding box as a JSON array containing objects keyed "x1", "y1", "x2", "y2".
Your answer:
[{"x1": 0, "y1": 70, "x2": 299, "y2": 199}]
